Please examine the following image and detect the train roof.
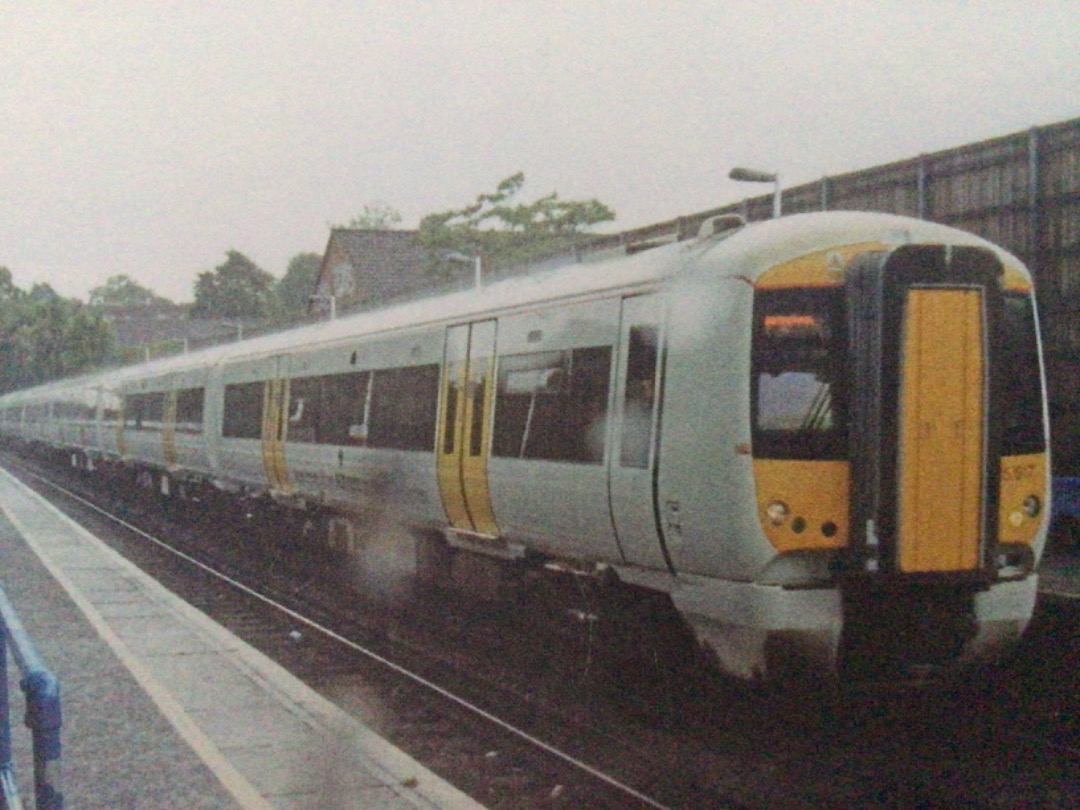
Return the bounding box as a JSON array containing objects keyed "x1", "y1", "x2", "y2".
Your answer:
[
  {"x1": 0, "y1": 211, "x2": 1032, "y2": 403},
  {"x1": 698, "y1": 209, "x2": 1031, "y2": 284}
]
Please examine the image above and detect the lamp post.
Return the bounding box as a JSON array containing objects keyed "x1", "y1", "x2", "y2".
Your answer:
[
  {"x1": 443, "y1": 251, "x2": 482, "y2": 289},
  {"x1": 729, "y1": 166, "x2": 781, "y2": 219}
]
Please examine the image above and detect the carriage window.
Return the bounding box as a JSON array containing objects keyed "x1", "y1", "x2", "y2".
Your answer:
[
  {"x1": 124, "y1": 392, "x2": 166, "y2": 431},
  {"x1": 101, "y1": 392, "x2": 123, "y2": 427},
  {"x1": 322, "y1": 372, "x2": 371, "y2": 445},
  {"x1": 175, "y1": 388, "x2": 205, "y2": 434},
  {"x1": 286, "y1": 372, "x2": 371, "y2": 445},
  {"x1": 999, "y1": 292, "x2": 1045, "y2": 455},
  {"x1": 58, "y1": 401, "x2": 94, "y2": 422},
  {"x1": 620, "y1": 326, "x2": 659, "y2": 468},
  {"x1": 367, "y1": 365, "x2": 439, "y2": 451},
  {"x1": 753, "y1": 288, "x2": 847, "y2": 460},
  {"x1": 286, "y1": 376, "x2": 321, "y2": 443},
  {"x1": 493, "y1": 346, "x2": 612, "y2": 464},
  {"x1": 223, "y1": 381, "x2": 264, "y2": 439}
]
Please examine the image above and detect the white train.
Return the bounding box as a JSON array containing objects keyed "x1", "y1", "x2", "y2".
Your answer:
[{"x1": 0, "y1": 211, "x2": 1051, "y2": 682}]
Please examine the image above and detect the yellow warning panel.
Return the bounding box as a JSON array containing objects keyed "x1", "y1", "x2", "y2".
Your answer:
[
  {"x1": 898, "y1": 289, "x2": 984, "y2": 572},
  {"x1": 998, "y1": 452, "x2": 1048, "y2": 546}
]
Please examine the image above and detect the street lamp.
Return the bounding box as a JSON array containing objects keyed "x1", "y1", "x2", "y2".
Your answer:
[
  {"x1": 443, "y1": 251, "x2": 482, "y2": 289},
  {"x1": 729, "y1": 166, "x2": 782, "y2": 219}
]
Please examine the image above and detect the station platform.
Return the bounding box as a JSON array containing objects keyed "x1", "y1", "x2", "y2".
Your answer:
[
  {"x1": 0, "y1": 465, "x2": 486, "y2": 810},
  {"x1": 1037, "y1": 547, "x2": 1080, "y2": 602}
]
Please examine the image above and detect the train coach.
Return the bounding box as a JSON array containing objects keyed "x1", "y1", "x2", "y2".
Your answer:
[{"x1": 0, "y1": 211, "x2": 1051, "y2": 683}]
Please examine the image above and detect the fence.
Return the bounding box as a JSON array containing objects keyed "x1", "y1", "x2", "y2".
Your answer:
[{"x1": 0, "y1": 584, "x2": 62, "y2": 810}]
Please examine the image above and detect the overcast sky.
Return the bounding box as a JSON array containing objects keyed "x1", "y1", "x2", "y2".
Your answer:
[{"x1": 2, "y1": 2, "x2": 1077, "y2": 303}]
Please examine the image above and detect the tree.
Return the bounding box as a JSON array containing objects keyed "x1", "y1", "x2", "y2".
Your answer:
[
  {"x1": 0, "y1": 271, "x2": 113, "y2": 392},
  {"x1": 0, "y1": 267, "x2": 22, "y2": 303},
  {"x1": 337, "y1": 202, "x2": 402, "y2": 230},
  {"x1": 190, "y1": 251, "x2": 276, "y2": 319},
  {"x1": 89, "y1": 274, "x2": 173, "y2": 309},
  {"x1": 417, "y1": 173, "x2": 615, "y2": 280},
  {"x1": 275, "y1": 253, "x2": 322, "y2": 316}
]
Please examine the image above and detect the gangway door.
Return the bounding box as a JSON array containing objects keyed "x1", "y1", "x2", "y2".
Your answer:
[
  {"x1": 897, "y1": 288, "x2": 985, "y2": 572},
  {"x1": 850, "y1": 244, "x2": 1001, "y2": 576}
]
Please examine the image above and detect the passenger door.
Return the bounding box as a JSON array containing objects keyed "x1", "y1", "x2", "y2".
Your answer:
[
  {"x1": 162, "y1": 387, "x2": 178, "y2": 468},
  {"x1": 608, "y1": 295, "x2": 668, "y2": 568},
  {"x1": 437, "y1": 321, "x2": 499, "y2": 538}
]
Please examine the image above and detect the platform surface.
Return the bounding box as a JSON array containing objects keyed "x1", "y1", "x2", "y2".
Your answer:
[
  {"x1": 1038, "y1": 546, "x2": 1080, "y2": 602},
  {"x1": 0, "y1": 465, "x2": 486, "y2": 809}
]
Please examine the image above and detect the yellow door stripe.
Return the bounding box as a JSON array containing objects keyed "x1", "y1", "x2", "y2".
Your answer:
[
  {"x1": 461, "y1": 349, "x2": 499, "y2": 536},
  {"x1": 436, "y1": 323, "x2": 499, "y2": 537}
]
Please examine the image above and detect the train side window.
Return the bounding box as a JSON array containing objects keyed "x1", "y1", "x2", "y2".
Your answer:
[
  {"x1": 222, "y1": 382, "x2": 264, "y2": 439},
  {"x1": 367, "y1": 364, "x2": 440, "y2": 451},
  {"x1": 175, "y1": 387, "x2": 204, "y2": 434},
  {"x1": 999, "y1": 292, "x2": 1045, "y2": 455},
  {"x1": 286, "y1": 376, "x2": 321, "y2": 443},
  {"x1": 620, "y1": 326, "x2": 658, "y2": 468},
  {"x1": 59, "y1": 401, "x2": 94, "y2": 422},
  {"x1": 493, "y1": 346, "x2": 612, "y2": 464},
  {"x1": 101, "y1": 392, "x2": 123, "y2": 427},
  {"x1": 320, "y1": 372, "x2": 371, "y2": 445},
  {"x1": 124, "y1": 392, "x2": 166, "y2": 431},
  {"x1": 285, "y1": 372, "x2": 372, "y2": 445}
]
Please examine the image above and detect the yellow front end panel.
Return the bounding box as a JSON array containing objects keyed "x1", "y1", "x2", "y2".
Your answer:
[
  {"x1": 998, "y1": 452, "x2": 1048, "y2": 545},
  {"x1": 898, "y1": 289, "x2": 984, "y2": 573},
  {"x1": 754, "y1": 459, "x2": 849, "y2": 552}
]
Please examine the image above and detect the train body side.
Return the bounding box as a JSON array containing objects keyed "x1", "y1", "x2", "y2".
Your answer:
[{"x1": 0, "y1": 211, "x2": 1051, "y2": 683}]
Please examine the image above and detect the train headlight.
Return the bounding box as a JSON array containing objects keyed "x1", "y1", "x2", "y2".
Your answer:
[
  {"x1": 766, "y1": 501, "x2": 789, "y2": 526},
  {"x1": 1022, "y1": 495, "x2": 1041, "y2": 518}
]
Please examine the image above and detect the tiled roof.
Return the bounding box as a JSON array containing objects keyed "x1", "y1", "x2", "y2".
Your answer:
[{"x1": 318, "y1": 229, "x2": 434, "y2": 308}]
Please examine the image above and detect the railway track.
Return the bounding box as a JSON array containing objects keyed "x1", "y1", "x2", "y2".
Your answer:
[
  {"x1": 5, "y1": 451, "x2": 1080, "y2": 809},
  {"x1": 3, "y1": 453, "x2": 702, "y2": 809}
]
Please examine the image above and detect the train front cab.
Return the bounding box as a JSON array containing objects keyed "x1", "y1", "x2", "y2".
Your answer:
[{"x1": 746, "y1": 242, "x2": 1048, "y2": 682}]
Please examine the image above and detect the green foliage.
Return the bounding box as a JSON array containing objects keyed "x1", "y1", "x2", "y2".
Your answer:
[
  {"x1": 89, "y1": 274, "x2": 174, "y2": 309},
  {"x1": 190, "y1": 250, "x2": 276, "y2": 319},
  {"x1": 275, "y1": 253, "x2": 322, "y2": 316},
  {"x1": 0, "y1": 267, "x2": 22, "y2": 303},
  {"x1": 0, "y1": 268, "x2": 113, "y2": 393},
  {"x1": 339, "y1": 203, "x2": 403, "y2": 230},
  {"x1": 417, "y1": 173, "x2": 615, "y2": 280}
]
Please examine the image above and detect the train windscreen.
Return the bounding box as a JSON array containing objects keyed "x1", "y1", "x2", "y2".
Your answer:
[{"x1": 752, "y1": 287, "x2": 848, "y2": 460}]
